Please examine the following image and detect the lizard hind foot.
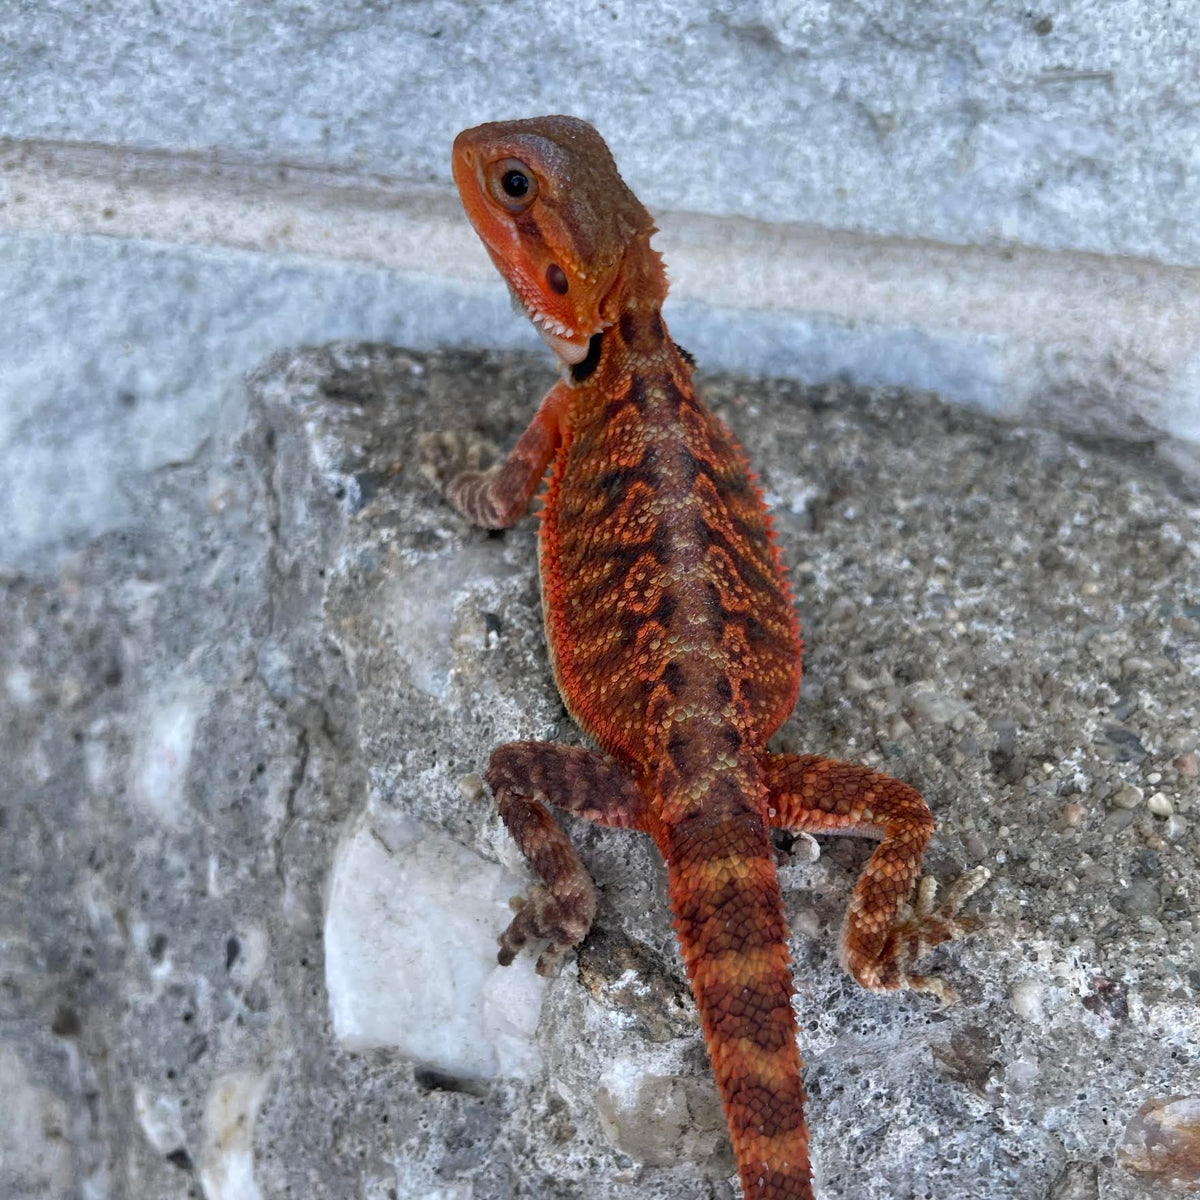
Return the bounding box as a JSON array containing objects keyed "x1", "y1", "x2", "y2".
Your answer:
[
  {"x1": 498, "y1": 882, "x2": 597, "y2": 977},
  {"x1": 848, "y1": 865, "x2": 991, "y2": 1005}
]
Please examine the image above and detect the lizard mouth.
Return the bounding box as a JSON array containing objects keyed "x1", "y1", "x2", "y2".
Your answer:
[
  {"x1": 495, "y1": 253, "x2": 597, "y2": 366},
  {"x1": 512, "y1": 292, "x2": 594, "y2": 365},
  {"x1": 530, "y1": 310, "x2": 592, "y2": 365}
]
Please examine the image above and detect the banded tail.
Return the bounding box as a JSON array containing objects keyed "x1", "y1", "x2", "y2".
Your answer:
[{"x1": 662, "y1": 769, "x2": 814, "y2": 1200}]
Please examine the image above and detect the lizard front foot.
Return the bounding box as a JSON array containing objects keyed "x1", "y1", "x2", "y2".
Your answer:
[
  {"x1": 846, "y1": 865, "x2": 991, "y2": 1004},
  {"x1": 417, "y1": 429, "x2": 500, "y2": 493},
  {"x1": 499, "y1": 881, "x2": 597, "y2": 977}
]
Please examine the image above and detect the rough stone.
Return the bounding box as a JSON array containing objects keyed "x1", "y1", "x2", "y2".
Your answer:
[{"x1": 1, "y1": 342, "x2": 1198, "y2": 1198}]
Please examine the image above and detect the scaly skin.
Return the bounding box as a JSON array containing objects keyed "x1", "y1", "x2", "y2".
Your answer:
[{"x1": 421, "y1": 116, "x2": 989, "y2": 1200}]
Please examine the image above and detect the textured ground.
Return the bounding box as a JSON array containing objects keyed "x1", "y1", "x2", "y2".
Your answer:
[{"x1": 2, "y1": 343, "x2": 1198, "y2": 1199}]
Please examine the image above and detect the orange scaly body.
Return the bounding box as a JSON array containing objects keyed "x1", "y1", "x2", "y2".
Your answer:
[{"x1": 421, "y1": 116, "x2": 988, "y2": 1200}]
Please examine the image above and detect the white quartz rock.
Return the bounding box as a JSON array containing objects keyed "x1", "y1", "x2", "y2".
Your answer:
[
  {"x1": 130, "y1": 679, "x2": 206, "y2": 827},
  {"x1": 199, "y1": 1071, "x2": 271, "y2": 1200},
  {"x1": 324, "y1": 809, "x2": 547, "y2": 1080}
]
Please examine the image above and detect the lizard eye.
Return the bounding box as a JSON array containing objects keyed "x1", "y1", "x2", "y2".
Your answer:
[
  {"x1": 546, "y1": 264, "x2": 569, "y2": 295},
  {"x1": 489, "y1": 158, "x2": 538, "y2": 213}
]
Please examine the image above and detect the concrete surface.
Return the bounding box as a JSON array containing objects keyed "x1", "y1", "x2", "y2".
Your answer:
[{"x1": 2, "y1": 342, "x2": 1197, "y2": 1198}]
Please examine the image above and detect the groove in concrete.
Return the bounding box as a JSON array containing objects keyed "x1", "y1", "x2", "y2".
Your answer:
[{"x1": 3, "y1": 137, "x2": 1198, "y2": 444}]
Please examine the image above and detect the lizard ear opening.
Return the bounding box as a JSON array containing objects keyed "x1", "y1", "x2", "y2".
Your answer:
[{"x1": 488, "y1": 158, "x2": 538, "y2": 213}]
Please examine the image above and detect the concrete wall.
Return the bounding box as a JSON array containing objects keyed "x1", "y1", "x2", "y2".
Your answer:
[
  {"x1": 7, "y1": 1, "x2": 1199, "y2": 262},
  {"x1": 3, "y1": 0, "x2": 1200, "y2": 564}
]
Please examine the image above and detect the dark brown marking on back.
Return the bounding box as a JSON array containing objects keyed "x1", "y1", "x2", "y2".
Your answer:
[
  {"x1": 625, "y1": 376, "x2": 649, "y2": 414},
  {"x1": 661, "y1": 660, "x2": 686, "y2": 695},
  {"x1": 596, "y1": 460, "x2": 650, "y2": 498},
  {"x1": 650, "y1": 589, "x2": 678, "y2": 628},
  {"x1": 667, "y1": 732, "x2": 690, "y2": 771},
  {"x1": 679, "y1": 448, "x2": 706, "y2": 487},
  {"x1": 697, "y1": 523, "x2": 776, "y2": 592}
]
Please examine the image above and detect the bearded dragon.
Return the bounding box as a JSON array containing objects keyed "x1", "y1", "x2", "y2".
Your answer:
[{"x1": 420, "y1": 115, "x2": 988, "y2": 1200}]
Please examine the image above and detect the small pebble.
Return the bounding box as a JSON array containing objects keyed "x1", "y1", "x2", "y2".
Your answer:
[
  {"x1": 1174, "y1": 751, "x2": 1200, "y2": 778},
  {"x1": 1005, "y1": 1059, "x2": 1040, "y2": 1092},
  {"x1": 790, "y1": 907, "x2": 821, "y2": 940},
  {"x1": 1111, "y1": 784, "x2": 1144, "y2": 810},
  {"x1": 844, "y1": 667, "x2": 874, "y2": 694},
  {"x1": 1165, "y1": 814, "x2": 1187, "y2": 841},
  {"x1": 1119, "y1": 1094, "x2": 1200, "y2": 1187},
  {"x1": 207, "y1": 478, "x2": 235, "y2": 514},
  {"x1": 457, "y1": 773, "x2": 485, "y2": 802},
  {"x1": 1147, "y1": 792, "x2": 1174, "y2": 818},
  {"x1": 1103, "y1": 809, "x2": 1135, "y2": 835},
  {"x1": 962, "y1": 831, "x2": 989, "y2": 860},
  {"x1": 1062, "y1": 803, "x2": 1086, "y2": 827},
  {"x1": 788, "y1": 832, "x2": 821, "y2": 865}
]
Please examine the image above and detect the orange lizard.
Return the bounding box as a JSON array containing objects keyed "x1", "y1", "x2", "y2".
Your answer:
[{"x1": 420, "y1": 116, "x2": 989, "y2": 1200}]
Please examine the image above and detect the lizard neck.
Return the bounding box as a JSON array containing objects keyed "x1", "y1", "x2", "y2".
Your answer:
[
  {"x1": 601, "y1": 234, "x2": 669, "y2": 326},
  {"x1": 567, "y1": 236, "x2": 676, "y2": 398}
]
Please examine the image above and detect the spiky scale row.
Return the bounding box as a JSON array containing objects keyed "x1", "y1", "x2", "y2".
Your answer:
[{"x1": 424, "y1": 115, "x2": 989, "y2": 1200}]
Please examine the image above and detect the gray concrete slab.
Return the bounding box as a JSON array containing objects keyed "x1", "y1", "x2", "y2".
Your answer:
[{"x1": 2, "y1": 342, "x2": 1196, "y2": 1198}]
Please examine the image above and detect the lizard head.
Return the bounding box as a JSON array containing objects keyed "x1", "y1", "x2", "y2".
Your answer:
[{"x1": 453, "y1": 116, "x2": 659, "y2": 366}]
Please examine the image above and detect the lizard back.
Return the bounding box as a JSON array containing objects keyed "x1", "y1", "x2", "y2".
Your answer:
[
  {"x1": 541, "y1": 319, "x2": 800, "y2": 771},
  {"x1": 539, "y1": 300, "x2": 811, "y2": 1194}
]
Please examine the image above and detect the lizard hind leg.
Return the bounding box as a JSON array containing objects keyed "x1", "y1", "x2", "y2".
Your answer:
[
  {"x1": 485, "y1": 740, "x2": 646, "y2": 976},
  {"x1": 763, "y1": 752, "x2": 990, "y2": 1003}
]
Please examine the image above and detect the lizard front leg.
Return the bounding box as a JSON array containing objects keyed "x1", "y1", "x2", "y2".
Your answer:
[
  {"x1": 487, "y1": 741, "x2": 646, "y2": 975},
  {"x1": 419, "y1": 378, "x2": 572, "y2": 529},
  {"x1": 764, "y1": 753, "x2": 989, "y2": 1002}
]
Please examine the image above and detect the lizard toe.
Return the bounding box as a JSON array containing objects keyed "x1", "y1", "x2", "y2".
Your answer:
[
  {"x1": 416, "y1": 430, "x2": 498, "y2": 491},
  {"x1": 496, "y1": 883, "x2": 595, "y2": 976},
  {"x1": 846, "y1": 866, "x2": 991, "y2": 1002}
]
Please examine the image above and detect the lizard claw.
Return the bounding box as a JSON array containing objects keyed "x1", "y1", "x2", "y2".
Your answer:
[
  {"x1": 847, "y1": 866, "x2": 991, "y2": 1004},
  {"x1": 497, "y1": 882, "x2": 597, "y2": 977},
  {"x1": 416, "y1": 430, "x2": 499, "y2": 494}
]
